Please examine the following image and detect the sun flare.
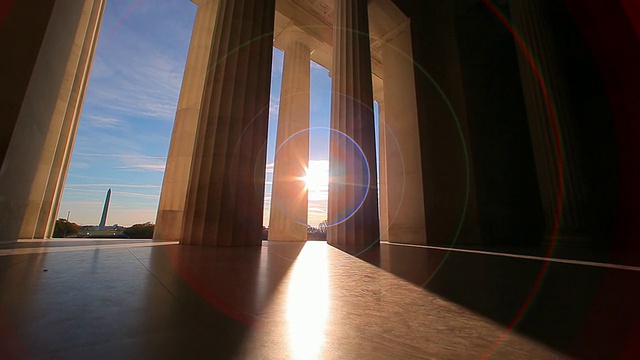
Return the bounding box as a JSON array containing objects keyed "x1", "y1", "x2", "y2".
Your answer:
[{"x1": 302, "y1": 161, "x2": 329, "y2": 193}]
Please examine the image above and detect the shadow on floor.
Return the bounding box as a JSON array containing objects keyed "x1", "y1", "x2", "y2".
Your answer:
[
  {"x1": 0, "y1": 240, "x2": 306, "y2": 359},
  {"x1": 339, "y1": 241, "x2": 640, "y2": 359}
]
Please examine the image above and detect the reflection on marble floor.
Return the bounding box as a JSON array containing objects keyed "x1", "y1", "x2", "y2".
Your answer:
[
  {"x1": 0, "y1": 239, "x2": 637, "y2": 359},
  {"x1": 239, "y1": 241, "x2": 563, "y2": 359}
]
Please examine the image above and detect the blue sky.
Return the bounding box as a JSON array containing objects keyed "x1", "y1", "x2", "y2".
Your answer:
[{"x1": 58, "y1": 0, "x2": 335, "y2": 227}]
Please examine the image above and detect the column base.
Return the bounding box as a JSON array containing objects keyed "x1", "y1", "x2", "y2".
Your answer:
[{"x1": 387, "y1": 227, "x2": 427, "y2": 245}]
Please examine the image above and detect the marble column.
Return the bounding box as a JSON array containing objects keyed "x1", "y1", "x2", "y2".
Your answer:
[
  {"x1": 154, "y1": 0, "x2": 218, "y2": 241},
  {"x1": 0, "y1": 0, "x2": 56, "y2": 167},
  {"x1": 181, "y1": 0, "x2": 275, "y2": 246},
  {"x1": 511, "y1": 0, "x2": 587, "y2": 236},
  {"x1": 327, "y1": 0, "x2": 380, "y2": 247},
  {"x1": 268, "y1": 27, "x2": 314, "y2": 241},
  {"x1": 16, "y1": 0, "x2": 104, "y2": 239},
  {"x1": 39, "y1": 0, "x2": 105, "y2": 239},
  {"x1": 380, "y1": 21, "x2": 427, "y2": 245},
  {"x1": 18, "y1": 0, "x2": 104, "y2": 239},
  {"x1": 0, "y1": 0, "x2": 103, "y2": 242}
]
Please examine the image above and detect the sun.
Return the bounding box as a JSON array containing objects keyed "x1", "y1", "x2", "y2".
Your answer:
[{"x1": 302, "y1": 161, "x2": 328, "y2": 193}]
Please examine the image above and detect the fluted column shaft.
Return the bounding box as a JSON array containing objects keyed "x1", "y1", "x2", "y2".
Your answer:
[
  {"x1": 0, "y1": 0, "x2": 102, "y2": 242},
  {"x1": 380, "y1": 21, "x2": 427, "y2": 245},
  {"x1": 181, "y1": 0, "x2": 275, "y2": 246},
  {"x1": 0, "y1": 0, "x2": 55, "y2": 167},
  {"x1": 154, "y1": 0, "x2": 218, "y2": 241},
  {"x1": 40, "y1": 0, "x2": 105, "y2": 238},
  {"x1": 268, "y1": 28, "x2": 312, "y2": 241},
  {"x1": 511, "y1": 0, "x2": 587, "y2": 235},
  {"x1": 18, "y1": 0, "x2": 104, "y2": 239},
  {"x1": 328, "y1": 0, "x2": 380, "y2": 246}
]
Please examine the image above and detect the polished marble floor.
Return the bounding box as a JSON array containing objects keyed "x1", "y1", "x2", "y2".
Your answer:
[{"x1": 0, "y1": 239, "x2": 637, "y2": 359}]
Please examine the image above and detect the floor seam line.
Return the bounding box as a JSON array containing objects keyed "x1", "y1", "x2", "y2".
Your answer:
[
  {"x1": 382, "y1": 242, "x2": 640, "y2": 272},
  {"x1": 126, "y1": 248, "x2": 183, "y2": 302}
]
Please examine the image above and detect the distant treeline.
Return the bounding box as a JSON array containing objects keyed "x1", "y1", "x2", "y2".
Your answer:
[{"x1": 53, "y1": 219, "x2": 155, "y2": 239}]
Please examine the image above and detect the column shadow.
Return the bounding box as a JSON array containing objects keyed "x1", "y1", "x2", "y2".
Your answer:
[
  {"x1": 139, "y1": 241, "x2": 306, "y2": 358},
  {"x1": 349, "y1": 242, "x2": 640, "y2": 359}
]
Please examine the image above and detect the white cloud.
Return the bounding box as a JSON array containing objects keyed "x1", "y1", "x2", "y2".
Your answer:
[
  {"x1": 265, "y1": 162, "x2": 274, "y2": 173},
  {"x1": 113, "y1": 191, "x2": 160, "y2": 200},
  {"x1": 85, "y1": 114, "x2": 126, "y2": 129},
  {"x1": 60, "y1": 200, "x2": 103, "y2": 207},
  {"x1": 74, "y1": 153, "x2": 166, "y2": 159},
  {"x1": 66, "y1": 183, "x2": 161, "y2": 189},
  {"x1": 73, "y1": 132, "x2": 151, "y2": 157},
  {"x1": 71, "y1": 152, "x2": 167, "y2": 172},
  {"x1": 269, "y1": 95, "x2": 280, "y2": 120},
  {"x1": 67, "y1": 173, "x2": 121, "y2": 182},
  {"x1": 117, "y1": 163, "x2": 166, "y2": 172},
  {"x1": 71, "y1": 161, "x2": 90, "y2": 169},
  {"x1": 61, "y1": 188, "x2": 108, "y2": 195},
  {"x1": 84, "y1": 14, "x2": 192, "y2": 122}
]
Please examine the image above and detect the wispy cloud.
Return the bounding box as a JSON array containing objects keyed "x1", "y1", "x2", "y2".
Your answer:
[
  {"x1": 113, "y1": 191, "x2": 160, "y2": 200},
  {"x1": 308, "y1": 199, "x2": 328, "y2": 212},
  {"x1": 72, "y1": 132, "x2": 153, "y2": 158},
  {"x1": 111, "y1": 202, "x2": 158, "y2": 209},
  {"x1": 62, "y1": 188, "x2": 109, "y2": 195},
  {"x1": 73, "y1": 152, "x2": 167, "y2": 172},
  {"x1": 71, "y1": 162, "x2": 90, "y2": 169},
  {"x1": 269, "y1": 95, "x2": 280, "y2": 120},
  {"x1": 265, "y1": 162, "x2": 275, "y2": 174},
  {"x1": 66, "y1": 183, "x2": 161, "y2": 189},
  {"x1": 74, "y1": 153, "x2": 166, "y2": 159},
  {"x1": 67, "y1": 173, "x2": 121, "y2": 181},
  {"x1": 92, "y1": 49, "x2": 184, "y2": 117},
  {"x1": 85, "y1": 114, "x2": 127, "y2": 129},
  {"x1": 117, "y1": 164, "x2": 166, "y2": 172},
  {"x1": 60, "y1": 201, "x2": 103, "y2": 207},
  {"x1": 82, "y1": 2, "x2": 195, "y2": 123}
]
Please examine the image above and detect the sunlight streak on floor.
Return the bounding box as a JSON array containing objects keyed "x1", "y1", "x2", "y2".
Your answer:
[{"x1": 285, "y1": 242, "x2": 330, "y2": 359}]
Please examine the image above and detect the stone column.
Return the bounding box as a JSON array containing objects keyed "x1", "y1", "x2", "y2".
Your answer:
[
  {"x1": 268, "y1": 27, "x2": 314, "y2": 241},
  {"x1": 39, "y1": 0, "x2": 105, "y2": 239},
  {"x1": 18, "y1": 0, "x2": 104, "y2": 239},
  {"x1": 327, "y1": 0, "x2": 380, "y2": 247},
  {"x1": 181, "y1": 0, "x2": 275, "y2": 246},
  {"x1": 154, "y1": 0, "x2": 219, "y2": 241},
  {"x1": 0, "y1": 0, "x2": 103, "y2": 242},
  {"x1": 380, "y1": 20, "x2": 427, "y2": 245},
  {"x1": 0, "y1": 0, "x2": 56, "y2": 168},
  {"x1": 511, "y1": 0, "x2": 587, "y2": 236},
  {"x1": 404, "y1": 1, "x2": 481, "y2": 246}
]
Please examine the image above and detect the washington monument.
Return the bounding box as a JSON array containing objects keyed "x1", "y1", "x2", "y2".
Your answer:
[{"x1": 98, "y1": 189, "x2": 111, "y2": 230}]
